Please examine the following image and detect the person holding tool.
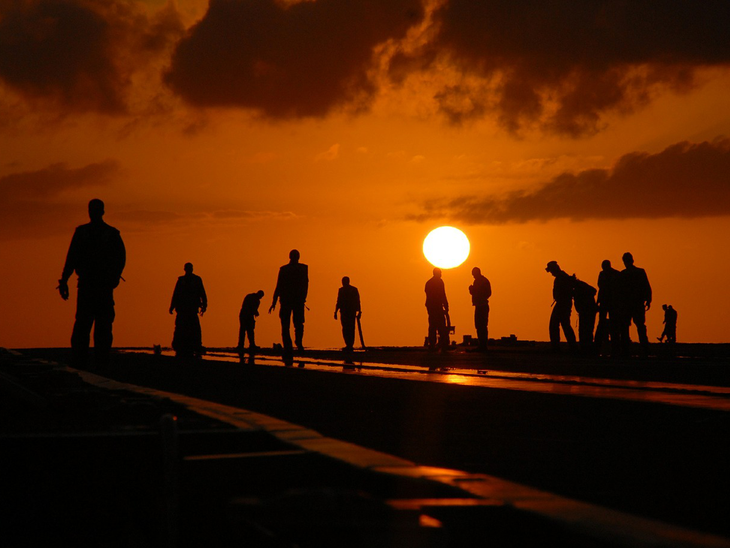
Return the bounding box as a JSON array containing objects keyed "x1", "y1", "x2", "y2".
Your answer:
[
  {"x1": 334, "y1": 276, "x2": 362, "y2": 353},
  {"x1": 425, "y1": 267, "x2": 450, "y2": 352}
]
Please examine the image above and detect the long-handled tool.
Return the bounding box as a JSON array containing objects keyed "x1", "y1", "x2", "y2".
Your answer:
[{"x1": 357, "y1": 316, "x2": 366, "y2": 349}]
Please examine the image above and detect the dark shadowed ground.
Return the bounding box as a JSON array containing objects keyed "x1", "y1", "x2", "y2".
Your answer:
[{"x1": 15, "y1": 343, "x2": 730, "y2": 539}]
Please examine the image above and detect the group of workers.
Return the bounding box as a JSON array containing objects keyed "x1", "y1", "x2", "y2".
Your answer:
[
  {"x1": 58, "y1": 199, "x2": 675, "y2": 370},
  {"x1": 169, "y1": 249, "x2": 361, "y2": 362},
  {"x1": 546, "y1": 253, "x2": 677, "y2": 358}
]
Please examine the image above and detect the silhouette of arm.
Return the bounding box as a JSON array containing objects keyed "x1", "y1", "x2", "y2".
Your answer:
[
  {"x1": 302, "y1": 264, "x2": 309, "y2": 302},
  {"x1": 112, "y1": 230, "x2": 126, "y2": 287},
  {"x1": 269, "y1": 269, "x2": 282, "y2": 313},
  {"x1": 355, "y1": 288, "x2": 361, "y2": 318},
  {"x1": 58, "y1": 229, "x2": 81, "y2": 300},
  {"x1": 170, "y1": 280, "x2": 180, "y2": 314},
  {"x1": 199, "y1": 278, "x2": 207, "y2": 315},
  {"x1": 643, "y1": 270, "x2": 652, "y2": 310}
]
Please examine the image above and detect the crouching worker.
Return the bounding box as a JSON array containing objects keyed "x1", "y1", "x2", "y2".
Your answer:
[{"x1": 239, "y1": 290, "x2": 265, "y2": 357}]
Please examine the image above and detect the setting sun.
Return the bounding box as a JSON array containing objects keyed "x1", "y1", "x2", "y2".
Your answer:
[{"x1": 423, "y1": 226, "x2": 470, "y2": 269}]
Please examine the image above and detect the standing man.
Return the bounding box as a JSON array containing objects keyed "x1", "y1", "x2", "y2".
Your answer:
[
  {"x1": 334, "y1": 277, "x2": 361, "y2": 352},
  {"x1": 58, "y1": 199, "x2": 126, "y2": 371},
  {"x1": 269, "y1": 249, "x2": 309, "y2": 360},
  {"x1": 617, "y1": 252, "x2": 652, "y2": 358},
  {"x1": 594, "y1": 259, "x2": 620, "y2": 356},
  {"x1": 425, "y1": 267, "x2": 450, "y2": 351},
  {"x1": 169, "y1": 263, "x2": 207, "y2": 358},
  {"x1": 468, "y1": 267, "x2": 491, "y2": 352},
  {"x1": 545, "y1": 261, "x2": 577, "y2": 352},
  {"x1": 238, "y1": 290, "x2": 265, "y2": 356}
]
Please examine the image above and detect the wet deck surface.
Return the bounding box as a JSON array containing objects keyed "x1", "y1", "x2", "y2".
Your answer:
[
  {"x1": 4, "y1": 345, "x2": 730, "y2": 546},
  {"x1": 193, "y1": 348, "x2": 730, "y2": 412}
]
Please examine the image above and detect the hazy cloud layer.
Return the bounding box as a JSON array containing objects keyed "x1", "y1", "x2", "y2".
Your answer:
[
  {"x1": 413, "y1": 138, "x2": 730, "y2": 223},
  {"x1": 164, "y1": 0, "x2": 424, "y2": 117},
  {"x1": 0, "y1": 0, "x2": 184, "y2": 114},
  {"x1": 0, "y1": 160, "x2": 119, "y2": 201},
  {"x1": 413, "y1": 0, "x2": 730, "y2": 134},
  {"x1": 0, "y1": 159, "x2": 120, "y2": 239}
]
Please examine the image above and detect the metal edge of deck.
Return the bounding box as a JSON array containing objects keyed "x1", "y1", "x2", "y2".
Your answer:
[{"x1": 9, "y1": 353, "x2": 730, "y2": 548}]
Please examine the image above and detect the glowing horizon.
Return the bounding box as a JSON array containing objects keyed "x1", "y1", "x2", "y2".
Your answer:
[{"x1": 1, "y1": 1, "x2": 730, "y2": 349}]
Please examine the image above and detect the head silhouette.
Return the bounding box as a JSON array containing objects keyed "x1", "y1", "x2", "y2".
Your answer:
[
  {"x1": 289, "y1": 249, "x2": 300, "y2": 263},
  {"x1": 472, "y1": 267, "x2": 481, "y2": 277},
  {"x1": 88, "y1": 199, "x2": 104, "y2": 222},
  {"x1": 184, "y1": 262, "x2": 193, "y2": 274},
  {"x1": 622, "y1": 252, "x2": 634, "y2": 267},
  {"x1": 342, "y1": 276, "x2": 350, "y2": 286},
  {"x1": 601, "y1": 259, "x2": 612, "y2": 271},
  {"x1": 433, "y1": 267, "x2": 442, "y2": 278},
  {"x1": 545, "y1": 261, "x2": 560, "y2": 275},
  {"x1": 256, "y1": 290, "x2": 265, "y2": 298},
  {"x1": 662, "y1": 304, "x2": 668, "y2": 311}
]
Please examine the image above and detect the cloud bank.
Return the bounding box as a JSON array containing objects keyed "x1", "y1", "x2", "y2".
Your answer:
[
  {"x1": 164, "y1": 0, "x2": 424, "y2": 117},
  {"x1": 0, "y1": 159, "x2": 120, "y2": 239},
  {"x1": 0, "y1": 0, "x2": 183, "y2": 114},
  {"x1": 413, "y1": 138, "x2": 730, "y2": 223},
  {"x1": 414, "y1": 0, "x2": 730, "y2": 134},
  {"x1": 1, "y1": 1, "x2": 729, "y2": 133}
]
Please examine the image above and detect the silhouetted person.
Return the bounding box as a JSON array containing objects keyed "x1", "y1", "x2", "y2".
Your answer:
[
  {"x1": 425, "y1": 267, "x2": 450, "y2": 351},
  {"x1": 239, "y1": 290, "x2": 264, "y2": 356},
  {"x1": 573, "y1": 275, "x2": 598, "y2": 353},
  {"x1": 334, "y1": 277, "x2": 361, "y2": 352},
  {"x1": 169, "y1": 263, "x2": 207, "y2": 358},
  {"x1": 58, "y1": 199, "x2": 126, "y2": 370},
  {"x1": 468, "y1": 267, "x2": 491, "y2": 352},
  {"x1": 658, "y1": 304, "x2": 677, "y2": 343},
  {"x1": 617, "y1": 252, "x2": 652, "y2": 358},
  {"x1": 545, "y1": 261, "x2": 576, "y2": 352},
  {"x1": 594, "y1": 259, "x2": 621, "y2": 357},
  {"x1": 269, "y1": 249, "x2": 309, "y2": 360}
]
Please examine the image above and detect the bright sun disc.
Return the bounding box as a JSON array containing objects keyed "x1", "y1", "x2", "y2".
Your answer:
[{"x1": 423, "y1": 226, "x2": 470, "y2": 269}]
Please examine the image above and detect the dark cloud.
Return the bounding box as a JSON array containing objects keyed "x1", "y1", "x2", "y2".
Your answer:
[
  {"x1": 0, "y1": 160, "x2": 120, "y2": 239},
  {"x1": 0, "y1": 160, "x2": 119, "y2": 200},
  {"x1": 412, "y1": 138, "x2": 730, "y2": 223},
  {"x1": 164, "y1": 0, "x2": 424, "y2": 117},
  {"x1": 397, "y1": 0, "x2": 730, "y2": 135},
  {"x1": 0, "y1": 0, "x2": 184, "y2": 114}
]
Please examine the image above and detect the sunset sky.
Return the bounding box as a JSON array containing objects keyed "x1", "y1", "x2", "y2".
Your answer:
[{"x1": 1, "y1": 0, "x2": 730, "y2": 350}]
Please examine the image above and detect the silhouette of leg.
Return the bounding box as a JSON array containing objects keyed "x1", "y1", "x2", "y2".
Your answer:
[
  {"x1": 440, "y1": 324, "x2": 450, "y2": 350},
  {"x1": 616, "y1": 314, "x2": 631, "y2": 358},
  {"x1": 630, "y1": 307, "x2": 649, "y2": 357},
  {"x1": 578, "y1": 312, "x2": 596, "y2": 352},
  {"x1": 427, "y1": 313, "x2": 438, "y2": 348},
  {"x1": 279, "y1": 306, "x2": 293, "y2": 356},
  {"x1": 475, "y1": 305, "x2": 489, "y2": 350},
  {"x1": 595, "y1": 310, "x2": 607, "y2": 354},
  {"x1": 92, "y1": 288, "x2": 115, "y2": 369},
  {"x1": 562, "y1": 318, "x2": 577, "y2": 349},
  {"x1": 71, "y1": 289, "x2": 94, "y2": 368},
  {"x1": 293, "y1": 304, "x2": 305, "y2": 350},
  {"x1": 238, "y1": 321, "x2": 246, "y2": 354},
  {"x1": 341, "y1": 314, "x2": 356, "y2": 350},
  {"x1": 549, "y1": 307, "x2": 562, "y2": 350},
  {"x1": 246, "y1": 326, "x2": 256, "y2": 349}
]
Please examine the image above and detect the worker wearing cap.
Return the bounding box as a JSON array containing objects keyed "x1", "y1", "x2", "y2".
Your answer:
[{"x1": 545, "y1": 261, "x2": 577, "y2": 352}]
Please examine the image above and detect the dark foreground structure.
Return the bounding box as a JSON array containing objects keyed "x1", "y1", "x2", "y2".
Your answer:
[{"x1": 2, "y1": 345, "x2": 730, "y2": 548}]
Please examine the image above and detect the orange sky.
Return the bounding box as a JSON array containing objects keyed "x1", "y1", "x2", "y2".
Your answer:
[{"x1": 1, "y1": 0, "x2": 730, "y2": 349}]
